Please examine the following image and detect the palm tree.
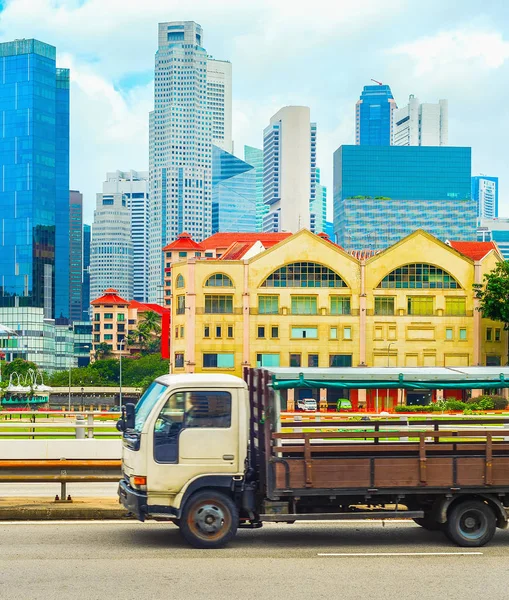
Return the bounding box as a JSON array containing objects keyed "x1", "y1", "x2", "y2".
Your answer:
[
  {"x1": 94, "y1": 342, "x2": 112, "y2": 361},
  {"x1": 139, "y1": 311, "x2": 161, "y2": 335}
]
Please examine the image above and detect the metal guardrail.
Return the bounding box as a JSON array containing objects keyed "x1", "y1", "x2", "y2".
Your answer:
[{"x1": 0, "y1": 412, "x2": 121, "y2": 438}]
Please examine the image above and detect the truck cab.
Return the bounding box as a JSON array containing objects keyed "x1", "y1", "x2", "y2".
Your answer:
[{"x1": 118, "y1": 374, "x2": 249, "y2": 546}]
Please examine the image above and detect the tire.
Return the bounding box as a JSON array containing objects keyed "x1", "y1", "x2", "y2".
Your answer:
[
  {"x1": 444, "y1": 500, "x2": 496, "y2": 547},
  {"x1": 180, "y1": 490, "x2": 238, "y2": 549},
  {"x1": 413, "y1": 516, "x2": 442, "y2": 531}
]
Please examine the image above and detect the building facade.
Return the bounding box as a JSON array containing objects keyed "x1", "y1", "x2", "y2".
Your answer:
[
  {"x1": 477, "y1": 218, "x2": 509, "y2": 260},
  {"x1": 69, "y1": 191, "x2": 83, "y2": 322},
  {"x1": 82, "y1": 224, "x2": 91, "y2": 321},
  {"x1": 393, "y1": 95, "x2": 448, "y2": 146},
  {"x1": 472, "y1": 176, "x2": 498, "y2": 219},
  {"x1": 170, "y1": 230, "x2": 506, "y2": 409},
  {"x1": 207, "y1": 59, "x2": 232, "y2": 153},
  {"x1": 333, "y1": 145, "x2": 476, "y2": 251},
  {"x1": 263, "y1": 106, "x2": 316, "y2": 233},
  {"x1": 148, "y1": 21, "x2": 231, "y2": 302},
  {"x1": 0, "y1": 39, "x2": 70, "y2": 320},
  {"x1": 355, "y1": 83, "x2": 397, "y2": 146},
  {"x1": 212, "y1": 145, "x2": 256, "y2": 233},
  {"x1": 90, "y1": 191, "x2": 133, "y2": 303},
  {"x1": 310, "y1": 167, "x2": 327, "y2": 234},
  {"x1": 244, "y1": 146, "x2": 266, "y2": 232}
]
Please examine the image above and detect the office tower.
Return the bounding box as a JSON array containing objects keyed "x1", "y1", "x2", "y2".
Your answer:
[
  {"x1": 333, "y1": 146, "x2": 475, "y2": 250},
  {"x1": 477, "y1": 218, "x2": 509, "y2": 259},
  {"x1": 212, "y1": 146, "x2": 256, "y2": 233},
  {"x1": 148, "y1": 21, "x2": 231, "y2": 302},
  {"x1": 82, "y1": 224, "x2": 91, "y2": 321},
  {"x1": 90, "y1": 191, "x2": 133, "y2": 302},
  {"x1": 394, "y1": 95, "x2": 448, "y2": 146},
  {"x1": 472, "y1": 176, "x2": 498, "y2": 219},
  {"x1": 69, "y1": 191, "x2": 83, "y2": 322},
  {"x1": 244, "y1": 146, "x2": 266, "y2": 232},
  {"x1": 355, "y1": 83, "x2": 397, "y2": 146},
  {"x1": 310, "y1": 167, "x2": 327, "y2": 234},
  {"x1": 262, "y1": 106, "x2": 316, "y2": 233},
  {"x1": 0, "y1": 39, "x2": 70, "y2": 319},
  {"x1": 103, "y1": 170, "x2": 149, "y2": 302}
]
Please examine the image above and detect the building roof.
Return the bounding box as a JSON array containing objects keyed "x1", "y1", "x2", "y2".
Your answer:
[
  {"x1": 162, "y1": 232, "x2": 205, "y2": 252},
  {"x1": 129, "y1": 300, "x2": 170, "y2": 316},
  {"x1": 219, "y1": 241, "x2": 258, "y2": 260},
  {"x1": 447, "y1": 241, "x2": 498, "y2": 261},
  {"x1": 90, "y1": 288, "x2": 129, "y2": 306},
  {"x1": 201, "y1": 232, "x2": 291, "y2": 251},
  {"x1": 349, "y1": 249, "x2": 380, "y2": 260}
]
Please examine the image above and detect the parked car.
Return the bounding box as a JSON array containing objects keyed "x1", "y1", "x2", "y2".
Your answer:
[{"x1": 296, "y1": 398, "x2": 317, "y2": 412}]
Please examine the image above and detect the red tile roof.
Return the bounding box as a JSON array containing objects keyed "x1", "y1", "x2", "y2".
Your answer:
[
  {"x1": 317, "y1": 232, "x2": 343, "y2": 250},
  {"x1": 219, "y1": 241, "x2": 258, "y2": 260},
  {"x1": 162, "y1": 232, "x2": 205, "y2": 252},
  {"x1": 448, "y1": 241, "x2": 498, "y2": 261},
  {"x1": 129, "y1": 300, "x2": 170, "y2": 316},
  {"x1": 201, "y1": 232, "x2": 291, "y2": 250},
  {"x1": 90, "y1": 288, "x2": 129, "y2": 306}
]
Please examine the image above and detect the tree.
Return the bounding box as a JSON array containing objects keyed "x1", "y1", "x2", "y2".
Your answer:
[
  {"x1": 94, "y1": 342, "x2": 112, "y2": 361},
  {"x1": 128, "y1": 311, "x2": 161, "y2": 355},
  {"x1": 473, "y1": 261, "x2": 509, "y2": 364},
  {"x1": 2, "y1": 358, "x2": 39, "y2": 380}
]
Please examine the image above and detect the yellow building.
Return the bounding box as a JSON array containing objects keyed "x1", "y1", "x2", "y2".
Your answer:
[{"x1": 170, "y1": 230, "x2": 507, "y2": 409}]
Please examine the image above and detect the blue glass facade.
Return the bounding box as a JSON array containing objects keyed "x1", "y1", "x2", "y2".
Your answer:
[
  {"x1": 81, "y1": 224, "x2": 91, "y2": 321},
  {"x1": 244, "y1": 145, "x2": 266, "y2": 232},
  {"x1": 212, "y1": 145, "x2": 256, "y2": 233},
  {"x1": 472, "y1": 176, "x2": 498, "y2": 219},
  {"x1": 333, "y1": 145, "x2": 476, "y2": 251},
  {"x1": 0, "y1": 40, "x2": 69, "y2": 319},
  {"x1": 355, "y1": 84, "x2": 397, "y2": 146}
]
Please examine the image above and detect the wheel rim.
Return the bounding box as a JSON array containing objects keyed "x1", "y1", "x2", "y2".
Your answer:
[
  {"x1": 458, "y1": 509, "x2": 487, "y2": 540},
  {"x1": 187, "y1": 500, "x2": 232, "y2": 542}
]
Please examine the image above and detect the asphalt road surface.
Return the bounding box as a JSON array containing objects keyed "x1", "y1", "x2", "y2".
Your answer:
[{"x1": 2, "y1": 521, "x2": 509, "y2": 600}]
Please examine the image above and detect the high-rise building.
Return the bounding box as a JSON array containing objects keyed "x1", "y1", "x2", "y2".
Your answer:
[
  {"x1": 262, "y1": 106, "x2": 316, "y2": 233},
  {"x1": 90, "y1": 191, "x2": 133, "y2": 302},
  {"x1": 393, "y1": 95, "x2": 448, "y2": 146},
  {"x1": 472, "y1": 176, "x2": 498, "y2": 219},
  {"x1": 212, "y1": 146, "x2": 256, "y2": 233},
  {"x1": 103, "y1": 170, "x2": 149, "y2": 302},
  {"x1": 69, "y1": 191, "x2": 83, "y2": 322},
  {"x1": 244, "y1": 146, "x2": 266, "y2": 232},
  {"x1": 0, "y1": 39, "x2": 70, "y2": 319},
  {"x1": 333, "y1": 145, "x2": 475, "y2": 251},
  {"x1": 355, "y1": 83, "x2": 397, "y2": 146},
  {"x1": 310, "y1": 167, "x2": 327, "y2": 234},
  {"x1": 82, "y1": 224, "x2": 91, "y2": 321},
  {"x1": 148, "y1": 21, "x2": 231, "y2": 302},
  {"x1": 477, "y1": 218, "x2": 509, "y2": 259}
]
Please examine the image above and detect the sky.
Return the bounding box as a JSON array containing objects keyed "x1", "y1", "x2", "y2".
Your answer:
[{"x1": 0, "y1": 0, "x2": 508, "y2": 224}]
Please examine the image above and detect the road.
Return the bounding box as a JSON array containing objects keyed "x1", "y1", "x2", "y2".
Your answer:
[{"x1": 2, "y1": 521, "x2": 509, "y2": 600}]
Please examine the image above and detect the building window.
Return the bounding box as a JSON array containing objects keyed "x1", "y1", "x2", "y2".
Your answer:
[
  {"x1": 104, "y1": 334, "x2": 113, "y2": 340},
  {"x1": 94, "y1": 334, "x2": 100, "y2": 342},
  {"x1": 117, "y1": 314, "x2": 125, "y2": 322},
  {"x1": 495, "y1": 328, "x2": 501, "y2": 342},
  {"x1": 257, "y1": 326, "x2": 265, "y2": 338},
  {"x1": 261, "y1": 262, "x2": 347, "y2": 288},
  {"x1": 104, "y1": 313, "x2": 113, "y2": 319},
  {"x1": 227, "y1": 326, "x2": 234, "y2": 338},
  {"x1": 205, "y1": 273, "x2": 233, "y2": 287},
  {"x1": 487, "y1": 355, "x2": 501, "y2": 366},
  {"x1": 459, "y1": 328, "x2": 467, "y2": 340},
  {"x1": 445, "y1": 297, "x2": 466, "y2": 316},
  {"x1": 256, "y1": 353, "x2": 280, "y2": 367},
  {"x1": 104, "y1": 324, "x2": 113, "y2": 330},
  {"x1": 204, "y1": 325, "x2": 210, "y2": 338},
  {"x1": 330, "y1": 296, "x2": 351, "y2": 315},
  {"x1": 308, "y1": 354, "x2": 319, "y2": 367},
  {"x1": 374, "y1": 297, "x2": 395, "y2": 316},
  {"x1": 271, "y1": 326, "x2": 279, "y2": 338},
  {"x1": 330, "y1": 327, "x2": 338, "y2": 339},
  {"x1": 329, "y1": 354, "x2": 353, "y2": 367},
  {"x1": 258, "y1": 295, "x2": 279, "y2": 314},
  {"x1": 407, "y1": 297, "x2": 434, "y2": 316},
  {"x1": 179, "y1": 251, "x2": 187, "y2": 258},
  {"x1": 215, "y1": 326, "x2": 222, "y2": 338},
  {"x1": 94, "y1": 314, "x2": 100, "y2": 321},
  {"x1": 180, "y1": 326, "x2": 184, "y2": 338},
  {"x1": 203, "y1": 353, "x2": 235, "y2": 368},
  {"x1": 175, "y1": 326, "x2": 179, "y2": 339},
  {"x1": 343, "y1": 326, "x2": 352, "y2": 340},
  {"x1": 175, "y1": 353, "x2": 184, "y2": 368},
  {"x1": 205, "y1": 295, "x2": 233, "y2": 314},
  {"x1": 446, "y1": 328, "x2": 453, "y2": 340},
  {"x1": 486, "y1": 328, "x2": 493, "y2": 342},
  {"x1": 177, "y1": 295, "x2": 186, "y2": 314},
  {"x1": 94, "y1": 324, "x2": 100, "y2": 332},
  {"x1": 291, "y1": 296, "x2": 317, "y2": 315},
  {"x1": 117, "y1": 324, "x2": 125, "y2": 332},
  {"x1": 377, "y1": 264, "x2": 460, "y2": 289},
  {"x1": 291, "y1": 326, "x2": 318, "y2": 339},
  {"x1": 290, "y1": 353, "x2": 301, "y2": 367},
  {"x1": 176, "y1": 274, "x2": 185, "y2": 288}
]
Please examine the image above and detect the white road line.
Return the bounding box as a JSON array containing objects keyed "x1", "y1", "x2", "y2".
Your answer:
[{"x1": 318, "y1": 552, "x2": 483, "y2": 557}]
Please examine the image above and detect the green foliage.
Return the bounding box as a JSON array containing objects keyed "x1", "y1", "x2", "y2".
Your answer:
[
  {"x1": 467, "y1": 394, "x2": 507, "y2": 410},
  {"x1": 2, "y1": 358, "x2": 39, "y2": 380},
  {"x1": 94, "y1": 342, "x2": 112, "y2": 360},
  {"x1": 394, "y1": 405, "x2": 430, "y2": 413},
  {"x1": 473, "y1": 261, "x2": 509, "y2": 327}
]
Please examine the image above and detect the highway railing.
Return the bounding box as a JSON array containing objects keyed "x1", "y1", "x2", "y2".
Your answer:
[{"x1": 0, "y1": 412, "x2": 121, "y2": 439}]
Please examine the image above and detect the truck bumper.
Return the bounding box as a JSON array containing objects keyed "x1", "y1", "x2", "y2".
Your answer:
[{"x1": 118, "y1": 478, "x2": 148, "y2": 521}]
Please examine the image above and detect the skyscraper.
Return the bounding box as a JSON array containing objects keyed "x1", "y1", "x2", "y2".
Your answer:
[
  {"x1": 355, "y1": 83, "x2": 397, "y2": 146},
  {"x1": 394, "y1": 95, "x2": 448, "y2": 146},
  {"x1": 103, "y1": 170, "x2": 149, "y2": 302},
  {"x1": 69, "y1": 191, "x2": 83, "y2": 322},
  {"x1": 262, "y1": 106, "x2": 316, "y2": 233},
  {"x1": 148, "y1": 21, "x2": 231, "y2": 302},
  {"x1": 212, "y1": 145, "x2": 256, "y2": 233},
  {"x1": 244, "y1": 146, "x2": 266, "y2": 232},
  {"x1": 0, "y1": 39, "x2": 70, "y2": 319},
  {"x1": 310, "y1": 167, "x2": 327, "y2": 234},
  {"x1": 472, "y1": 176, "x2": 498, "y2": 219},
  {"x1": 82, "y1": 224, "x2": 91, "y2": 321}
]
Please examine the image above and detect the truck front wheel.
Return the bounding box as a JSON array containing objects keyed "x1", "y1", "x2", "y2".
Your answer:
[
  {"x1": 180, "y1": 490, "x2": 238, "y2": 549},
  {"x1": 445, "y1": 500, "x2": 496, "y2": 547}
]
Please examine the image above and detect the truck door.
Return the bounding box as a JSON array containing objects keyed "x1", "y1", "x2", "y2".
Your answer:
[{"x1": 147, "y1": 388, "x2": 240, "y2": 496}]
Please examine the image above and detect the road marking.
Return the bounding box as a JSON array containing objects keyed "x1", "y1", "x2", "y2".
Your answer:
[
  {"x1": 0, "y1": 520, "x2": 158, "y2": 525},
  {"x1": 318, "y1": 552, "x2": 483, "y2": 557}
]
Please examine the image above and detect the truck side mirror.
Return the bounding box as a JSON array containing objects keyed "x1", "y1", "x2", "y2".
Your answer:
[{"x1": 125, "y1": 402, "x2": 136, "y2": 430}]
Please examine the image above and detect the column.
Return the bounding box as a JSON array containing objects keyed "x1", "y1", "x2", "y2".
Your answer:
[{"x1": 185, "y1": 259, "x2": 196, "y2": 373}]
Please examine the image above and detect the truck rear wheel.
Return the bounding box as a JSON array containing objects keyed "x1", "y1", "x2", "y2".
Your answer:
[
  {"x1": 180, "y1": 490, "x2": 238, "y2": 549},
  {"x1": 444, "y1": 500, "x2": 496, "y2": 547}
]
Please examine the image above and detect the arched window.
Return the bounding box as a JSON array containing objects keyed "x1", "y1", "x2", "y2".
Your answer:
[
  {"x1": 261, "y1": 262, "x2": 347, "y2": 288},
  {"x1": 377, "y1": 264, "x2": 460, "y2": 289},
  {"x1": 205, "y1": 273, "x2": 233, "y2": 287},
  {"x1": 176, "y1": 274, "x2": 185, "y2": 288}
]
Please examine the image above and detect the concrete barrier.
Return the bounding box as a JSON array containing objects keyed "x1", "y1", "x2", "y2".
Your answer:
[{"x1": 0, "y1": 439, "x2": 122, "y2": 460}]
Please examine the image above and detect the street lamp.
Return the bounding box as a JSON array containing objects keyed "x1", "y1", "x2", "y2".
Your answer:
[
  {"x1": 68, "y1": 355, "x2": 72, "y2": 412},
  {"x1": 386, "y1": 342, "x2": 396, "y2": 410},
  {"x1": 119, "y1": 338, "x2": 125, "y2": 410}
]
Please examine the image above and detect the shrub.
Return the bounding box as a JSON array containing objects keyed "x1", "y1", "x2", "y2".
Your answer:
[
  {"x1": 395, "y1": 405, "x2": 429, "y2": 413},
  {"x1": 490, "y1": 395, "x2": 508, "y2": 410},
  {"x1": 444, "y1": 400, "x2": 468, "y2": 411},
  {"x1": 467, "y1": 395, "x2": 507, "y2": 410}
]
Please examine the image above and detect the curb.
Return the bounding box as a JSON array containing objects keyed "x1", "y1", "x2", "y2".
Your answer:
[{"x1": 0, "y1": 497, "x2": 133, "y2": 521}]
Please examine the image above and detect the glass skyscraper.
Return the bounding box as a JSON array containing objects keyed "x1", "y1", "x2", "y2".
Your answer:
[
  {"x1": 244, "y1": 145, "x2": 266, "y2": 231},
  {"x1": 0, "y1": 39, "x2": 70, "y2": 319},
  {"x1": 472, "y1": 176, "x2": 498, "y2": 219},
  {"x1": 69, "y1": 190, "x2": 83, "y2": 322},
  {"x1": 212, "y1": 145, "x2": 256, "y2": 233},
  {"x1": 81, "y1": 223, "x2": 91, "y2": 321},
  {"x1": 355, "y1": 84, "x2": 397, "y2": 146},
  {"x1": 333, "y1": 145, "x2": 475, "y2": 251},
  {"x1": 310, "y1": 167, "x2": 327, "y2": 234}
]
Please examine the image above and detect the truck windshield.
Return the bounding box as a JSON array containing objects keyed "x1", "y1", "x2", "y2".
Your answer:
[{"x1": 134, "y1": 382, "x2": 168, "y2": 433}]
